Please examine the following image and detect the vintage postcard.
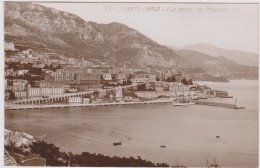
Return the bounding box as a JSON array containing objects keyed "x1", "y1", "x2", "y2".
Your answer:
[{"x1": 3, "y1": 0, "x2": 259, "y2": 167}]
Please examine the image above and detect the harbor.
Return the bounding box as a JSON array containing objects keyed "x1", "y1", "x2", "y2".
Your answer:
[{"x1": 5, "y1": 80, "x2": 258, "y2": 167}]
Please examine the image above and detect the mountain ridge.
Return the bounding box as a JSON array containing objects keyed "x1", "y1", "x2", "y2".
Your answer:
[
  {"x1": 4, "y1": 2, "x2": 258, "y2": 80},
  {"x1": 5, "y1": 1, "x2": 182, "y2": 69},
  {"x1": 169, "y1": 43, "x2": 258, "y2": 67}
]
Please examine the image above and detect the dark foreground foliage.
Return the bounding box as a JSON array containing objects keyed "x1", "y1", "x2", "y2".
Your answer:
[{"x1": 29, "y1": 141, "x2": 169, "y2": 167}]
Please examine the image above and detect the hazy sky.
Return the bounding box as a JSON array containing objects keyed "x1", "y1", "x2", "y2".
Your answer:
[{"x1": 39, "y1": 2, "x2": 259, "y2": 53}]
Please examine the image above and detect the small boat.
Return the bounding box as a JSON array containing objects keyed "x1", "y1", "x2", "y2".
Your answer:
[
  {"x1": 171, "y1": 155, "x2": 186, "y2": 167},
  {"x1": 216, "y1": 136, "x2": 220, "y2": 138},
  {"x1": 160, "y1": 144, "x2": 166, "y2": 148},
  {"x1": 113, "y1": 141, "x2": 122, "y2": 146},
  {"x1": 173, "y1": 91, "x2": 194, "y2": 106},
  {"x1": 174, "y1": 102, "x2": 195, "y2": 106},
  {"x1": 160, "y1": 141, "x2": 166, "y2": 148},
  {"x1": 207, "y1": 157, "x2": 220, "y2": 168}
]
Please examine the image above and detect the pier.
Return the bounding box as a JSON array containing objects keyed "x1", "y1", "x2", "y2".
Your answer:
[{"x1": 195, "y1": 100, "x2": 245, "y2": 109}]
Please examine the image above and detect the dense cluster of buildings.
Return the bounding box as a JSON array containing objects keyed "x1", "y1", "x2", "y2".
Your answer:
[
  {"x1": 5, "y1": 42, "x2": 205, "y2": 102},
  {"x1": 5, "y1": 66, "x2": 190, "y2": 101},
  {"x1": 6, "y1": 79, "x2": 65, "y2": 100}
]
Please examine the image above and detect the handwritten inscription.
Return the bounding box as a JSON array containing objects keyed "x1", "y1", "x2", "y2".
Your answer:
[{"x1": 104, "y1": 6, "x2": 239, "y2": 13}]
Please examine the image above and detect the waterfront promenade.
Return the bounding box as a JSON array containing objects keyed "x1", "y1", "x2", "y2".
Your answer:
[
  {"x1": 6, "y1": 98, "x2": 245, "y2": 110},
  {"x1": 5, "y1": 99, "x2": 173, "y2": 110},
  {"x1": 8, "y1": 84, "x2": 139, "y2": 105}
]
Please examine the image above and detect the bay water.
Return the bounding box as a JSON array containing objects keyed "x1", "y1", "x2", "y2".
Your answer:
[{"x1": 5, "y1": 80, "x2": 258, "y2": 167}]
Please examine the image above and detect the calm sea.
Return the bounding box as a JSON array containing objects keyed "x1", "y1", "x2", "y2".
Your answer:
[{"x1": 5, "y1": 80, "x2": 258, "y2": 167}]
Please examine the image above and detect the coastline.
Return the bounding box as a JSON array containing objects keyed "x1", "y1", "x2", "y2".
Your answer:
[{"x1": 5, "y1": 99, "x2": 173, "y2": 110}]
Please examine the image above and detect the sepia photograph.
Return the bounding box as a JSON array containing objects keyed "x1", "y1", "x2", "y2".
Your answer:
[{"x1": 3, "y1": 0, "x2": 259, "y2": 167}]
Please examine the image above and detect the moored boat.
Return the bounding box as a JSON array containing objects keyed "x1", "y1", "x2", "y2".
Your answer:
[
  {"x1": 174, "y1": 102, "x2": 195, "y2": 106},
  {"x1": 113, "y1": 141, "x2": 122, "y2": 146},
  {"x1": 160, "y1": 141, "x2": 166, "y2": 148}
]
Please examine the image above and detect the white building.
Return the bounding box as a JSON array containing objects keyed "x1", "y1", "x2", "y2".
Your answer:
[
  {"x1": 82, "y1": 98, "x2": 90, "y2": 104},
  {"x1": 116, "y1": 73, "x2": 127, "y2": 84},
  {"x1": 26, "y1": 84, "x2": 64, "y2": 98},
  {"x1": 168, "y1": 82, "x2": 189, "y2": 92},
  {"x1": 14, "y1": 91, "x2": 27, "y2": 99},
  {"x1": 16, "y1": 70, "x2": 29, "y2": 76},
  {"x1": 68, "y1": 97, "x2": 82, "y2": 103},
  {"x1": 130, "y1": 76, "x2": 148, "y2": 85},
  {"x1": 12, "y1": 80, "x2": 28, "y2": 91},
  {"x1": 115, "y1": 86, "x2": 123, "y2": 101},
  {"x1": 102, "y1": 73, "x2": 112, "y2": 81},
  {"x1": 148, "y1": 74, "x2": 156, "y2": 83}
]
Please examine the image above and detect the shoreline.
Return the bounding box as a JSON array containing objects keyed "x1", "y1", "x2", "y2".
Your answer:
[
  {"x1": 5, "y1": 98, "x2": 245, "y2": 110},
  {"x1": 5, "y1": 99, "x2": 173, "y2": 110}
]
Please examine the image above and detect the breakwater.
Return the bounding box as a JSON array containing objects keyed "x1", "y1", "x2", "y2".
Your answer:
[{"x1": 195, "y1": 100, "x2": 245, "y2": 109}]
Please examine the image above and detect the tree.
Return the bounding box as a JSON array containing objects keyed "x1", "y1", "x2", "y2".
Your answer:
[
  {"x1": 137, "y1": 84, "x2": 146, "y2": 91},
  {"x1": 28, "y1": 140, "x2": 169, "y2": 167},
  {"x1": 9, "y1": 92, "x2": 16, "y2": 100},
  {"x1": 126, "y1": 79, "x2": 132, "y2": 85},
  {"x1": 181, "y1": 78, "x2": 189, "y2": 85},
  {"x1": 166, "y1": 75, "x2": 176, "y2": 82},
  {"x1": 5, "y1": 130, "x2": 22, "y2": 153},
  {"x1": 188, "y1": 79, "x2": 193, "y2": 85},
  {"x1": 111, "y1": 74, "x2": 116, "y2": 81},
  {"x1": 171, "y1": 75, "x2": 176, "y2": 82},
  {"x1": 166, "y1": 77, "x2": 172, "y2": 82},
  {"x1": 29, "y1": 141, "x2": 65, "y2": 166}
]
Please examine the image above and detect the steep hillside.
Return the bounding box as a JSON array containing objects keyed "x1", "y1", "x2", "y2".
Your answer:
[
  {"x1": 171, "y1": 43, "x2": 258, "y2": 67},
  {"x1": 176, "y1": 50, "x2": 258, "y2": 79},
  {"x1": 4, "y1": 2, "x2": 258, "y2": 80},
  {"x1": 4, "y1": 2, "x2": 180, "y2": 68}
]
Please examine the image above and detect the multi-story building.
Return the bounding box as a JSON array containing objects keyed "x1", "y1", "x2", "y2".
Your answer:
[
  {"x1": 116, "y1": 73, "x2": 127, "y2": 84},
  {"x1": 75, "y1": 73, "x2": 101, "y2": 85},
  {"x1": 86, "y1": 67, "x2": 115, "y2": 74},
  {"x1": 12, "y1": 80, "x2": 28, "y2": 92},
  {"x1": 211, "y1": 90, "x2": 228, "y2": 97},
  {"x1": 26, "y1": 84, "x2": 64, "y2": 98},
  {"x1": 68, "y1": 97, "x2": 82, "y2": 103},
  {"x1": 148, "y1": 74, "x2": 156, "y2": 83},
  {"x1": 54, "y1": 70, "x2": 75, "y2": 82},
  {"x1": 82, "y1": 98, "x2": 90, "y2": 104},
  {"x1": 168, "y1": 82, "x2": 189, "y2": 92},
  {"x1": 130, "y1": 75, "x2": 149, "y2": 85},
  {"x1": 115, "y1": 86, "x2": 123, "y2": 100},
  {"x1": 156, "y1": 71, "x2": 165, "y2": 81},
  {"x1": 54, "y1": 69, "x2": 102, "y2": 86},
  {"x1": 174, "y1": 71, "x2": 184, "y2": 82},
  {"x1": 14, "y1": 91, "x2": 27, "y2": 99},
  {"x1": 102, "y1": 73, "x2": 112, "y2": 81}
]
